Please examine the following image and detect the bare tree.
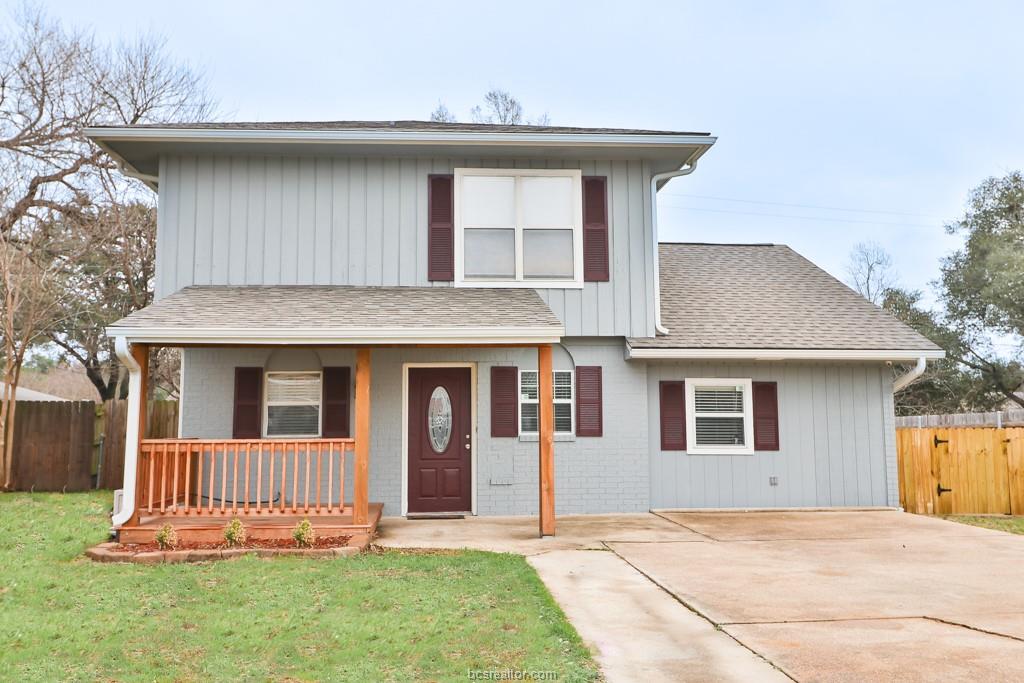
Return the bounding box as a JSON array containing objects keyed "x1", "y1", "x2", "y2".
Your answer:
[
  {"x1": 846, "y1": 241, "x2": 897, "y2": 304},
  {"x1": 0, "y1": 5, "x2": 214, "y2": 485},
  {"x1": 429, "y1": 102, "x2": 457, "y2": 123},
  {"x1": 471, "y1": 89, "x2": 524, "y2": 125},
  {"x1": 1, "y1": 6, "x2": 214, "y2": 240},
  {"x1": 433, "y1": 89, "x2": 549, "y2": 126},
  {"x1": 47, "y1": 196, "x2": 158, "y2": 400},
  {"x1": 0, "y1": 227, "x2": 79, "y2": 488}
]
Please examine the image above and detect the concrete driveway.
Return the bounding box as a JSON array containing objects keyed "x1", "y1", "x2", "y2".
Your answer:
[{"x1": 377, "y1": 511, "x2": 1024, "y2": 682}]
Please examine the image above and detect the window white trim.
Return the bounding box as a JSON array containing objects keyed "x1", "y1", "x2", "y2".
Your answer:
[
  {"x1": 519, "y1": 370, "x2": 574, "y2": 436},
  {"x1": 263, "y1": 370, "x2": 323, "y2": 439},
  {"x1": 685, "y1": 378, "x2": 754, "y2": 455},
  {"x1": 454, "y1": 168, "x2": 584, "y2": 289}
]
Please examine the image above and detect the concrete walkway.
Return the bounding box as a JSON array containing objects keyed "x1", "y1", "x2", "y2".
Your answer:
[
  {"x1": 378, "y1": 514, "x2": 785, "y2": 681},
  {"x1": 528, "y1": 549, "x2": 787, "y2": 682},
  {"x1": 376, "y1": 511, "x2": 1024, "y2": 682}
]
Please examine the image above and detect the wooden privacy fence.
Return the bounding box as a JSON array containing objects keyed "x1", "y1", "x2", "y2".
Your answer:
[
  {"x1": 12, "y1": 401, "x2": 96, "y2": 492},
  {"x1": 896, "y1": 427, "x2": 1024, "y2": 515},
  {"x1": 11, "y1": 399, "x2": 178, "y2": 492}
]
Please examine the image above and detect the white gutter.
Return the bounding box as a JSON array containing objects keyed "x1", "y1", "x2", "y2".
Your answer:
[
  {"x1": 651, "y1": 162, "x2": 699, "y2": 334},
  {"x1": 105, "y1": 325, "x2": 565, "y2": 346},
  {"x1": 893, "y1": 356, "x2": 928, "y2": 392},
  {"x1": 83, "y1": 126, "x2": 715, "y2": 149},
  {"x1": 111, "y1": 337, "x2": 141, "y2": 527},
  {"x1": 626, "y1": 346, "x2": 946, "y2": 362}
]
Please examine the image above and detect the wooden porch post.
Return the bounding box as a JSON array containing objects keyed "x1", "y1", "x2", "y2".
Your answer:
[
  {"x1": 353, "y1": 347, "x2": 371, "y2": 526},
  {"x1": 128, "y1": 343, "x2": 149, "y2": 526},
  {"x1": 538, "y1": 344, "x2": 555, "y2": 536}
]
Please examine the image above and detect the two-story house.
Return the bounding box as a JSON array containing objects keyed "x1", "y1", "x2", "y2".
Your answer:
[{"x1": 86, "y1": 121, "x2": 942, "y2": 542}]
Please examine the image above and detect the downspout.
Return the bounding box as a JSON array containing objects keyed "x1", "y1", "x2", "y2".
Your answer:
[
  {"x1": 650, "y1": 161, "x2": 698, "y2": 335},
  {"x1": 893, "y1": 356, "x2": 927, "y2": 392},
  {"x1": 111, "y1": 336, "x2": 141, "y2": 528}
]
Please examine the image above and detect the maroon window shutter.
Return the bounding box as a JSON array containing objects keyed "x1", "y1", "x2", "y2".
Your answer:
[
  {"x1": 582, "y1": 176, "x2": 609, "y2": 282},
  {"x1": 322, "y1": 367, "x2": 351, "y2": 437},
  {"x1": 491, "y1": 366, "x2": 519, "y2": 437},
  {"x1": 659, "y1": 380, "x2": 686, "y2": 451},
  {"x1": 232, "y1": 367, "x2": 262, "y2": 439},
  {"x1": 575, "y1": 366, "x2": 603, "y2": 437},
  {"x1": 428, "y1": 174, "x2": 454, "y2": 281},
  {"x1": 753, "y1": 381, "x2": 780, "y2": 451}
]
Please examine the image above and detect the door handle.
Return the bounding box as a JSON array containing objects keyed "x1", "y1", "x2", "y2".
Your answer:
[{"x1": 464, "y1": 444, "x2": 470, "y2": 450}]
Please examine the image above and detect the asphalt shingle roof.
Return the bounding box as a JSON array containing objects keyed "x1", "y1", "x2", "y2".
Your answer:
[
  {"x1": 109, "y1": 285, "x2": 563, "y2": 332},
  {"x1": 88, "y1": 119, "x2": 710, "y2": 137},
  {"x1": 632, "y1": 243, "x2": 941, "y2": 352}
]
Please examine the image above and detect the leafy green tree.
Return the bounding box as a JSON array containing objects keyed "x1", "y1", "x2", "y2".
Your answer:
[
  {"x1": 879, "y1": 171, "x2": 1024, "y2": 414},
  {"x1": 939, "y1": 171, "x2": 1024, "y2": 409},
  {"x1": 882, "y1": 288, "x2": 1017, "y2": 414}
]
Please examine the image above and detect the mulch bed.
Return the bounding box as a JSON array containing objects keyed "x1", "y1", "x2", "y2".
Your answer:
[{"x1": 119, "y1": 535, "x2": 353, "y2": 553}]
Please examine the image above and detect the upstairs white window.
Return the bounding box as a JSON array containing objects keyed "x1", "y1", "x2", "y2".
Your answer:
[
  {"x1": 264, "y1": 371, "x2": 322, "y2": 438},
  {"x1": 455, "y1": 169, "x2": 583, "y2": 288},
  {"x1": 520, "y1": 370, "x2": 574, "y2": 434},
  {"x1": 685, "y1": 378, "x2": 754, "y2": 455}
]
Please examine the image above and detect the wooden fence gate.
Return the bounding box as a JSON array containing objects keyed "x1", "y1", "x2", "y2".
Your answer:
[{"x1": 896, "y1": 427, "x2": 1024, "y2": 515}]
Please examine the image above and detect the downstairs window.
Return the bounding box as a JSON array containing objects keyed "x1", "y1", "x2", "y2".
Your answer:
[
  {"x1": 685, "y1": 378, "x2": 754, "y2": 455},
  {"x1": 264, "y1": 371, "x2": 322, "y2": 437},
  {"x1": 520, "y1": 370, "x2": 574, "y2": 435}
]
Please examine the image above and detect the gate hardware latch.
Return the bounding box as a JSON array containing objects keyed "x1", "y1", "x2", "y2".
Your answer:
[
  {"x1": 936, "y1": 483, "x2": 952, "y2": 496},
  {"x1": 934, "y1": 435, "x2": 949, "y2": 447}
]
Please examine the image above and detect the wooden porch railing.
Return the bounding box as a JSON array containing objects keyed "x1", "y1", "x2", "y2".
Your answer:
[{"x1": 137, "y1": 438, "x2": 355, "y2": 517}]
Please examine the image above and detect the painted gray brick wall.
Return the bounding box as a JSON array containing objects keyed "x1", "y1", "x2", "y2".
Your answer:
[{"x1": 180, "y1": 340, "x2": 650, "y2": 517}]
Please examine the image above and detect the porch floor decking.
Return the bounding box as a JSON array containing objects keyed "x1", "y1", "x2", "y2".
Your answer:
[{"x1": 119, "y1": 503, "x2": 383, "y2": 544}]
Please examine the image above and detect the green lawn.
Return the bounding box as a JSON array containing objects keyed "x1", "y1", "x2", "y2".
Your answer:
[
  {"x1": 0, "y1": 492, "x2": 599, "y2": 682},
  {"x1": 946, "y1": 515, "x2": 1024, "y2": 535}
]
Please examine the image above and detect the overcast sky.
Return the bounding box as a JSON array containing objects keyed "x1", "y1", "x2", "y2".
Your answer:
[{"x1": 30, "y1": 0, "x2": 1024, "y2": 305}]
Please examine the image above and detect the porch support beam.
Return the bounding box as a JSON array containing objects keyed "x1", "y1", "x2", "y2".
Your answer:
[
  {"x1": 538, "y1": 344, "x2": 555, "y2": 536},
  {"x1": 353, "y1": 347, "x2": 371, "y2": 526}
]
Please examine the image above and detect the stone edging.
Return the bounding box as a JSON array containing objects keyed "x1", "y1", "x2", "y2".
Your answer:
[{"x1": 85, "y1": 539, "x2": 368, "y2": 564}]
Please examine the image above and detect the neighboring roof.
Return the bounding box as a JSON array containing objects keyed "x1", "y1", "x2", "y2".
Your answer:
[
  {"x1": 88, "y1": 120, "x2": 710, "y2": 136},
  {"x1": 107, "y1": 285, "x2": 564, "y2": 345},
  {"x1": 84, "y1": 120, "x2": 716, "y2": 187},
  {"x1": 0, "y1": 382, "x2": 69, "y2": 401},
  {"x1": 629, "y1": 243, "x2": 944, "y2": 361}
]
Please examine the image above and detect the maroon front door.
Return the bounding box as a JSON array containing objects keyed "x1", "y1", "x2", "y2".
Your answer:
[{"x1": 407, "y1": 367, "x2": 472, "y2": 513}]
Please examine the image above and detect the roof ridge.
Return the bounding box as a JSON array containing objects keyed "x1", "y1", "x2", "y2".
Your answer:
[{"x1": 659, "y1": 241, "x2": 778, "y2": 247}]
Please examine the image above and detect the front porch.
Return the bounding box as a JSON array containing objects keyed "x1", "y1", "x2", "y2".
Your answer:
[{"x1": 107, "y1": 284, "x2": 565, "y2": 545}]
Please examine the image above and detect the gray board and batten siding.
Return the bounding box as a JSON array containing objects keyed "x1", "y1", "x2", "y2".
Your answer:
[
  {"x1": 154, "y1": 155, "x2": 658, "y2": 338},
  {"x1": 648, "y1": 361, "x2": 900, "y2": 510}
]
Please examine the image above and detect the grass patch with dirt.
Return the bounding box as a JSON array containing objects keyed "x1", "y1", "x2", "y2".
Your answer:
[
  {"x1": 946, "y1": 515, "x2": 1024, "y2": 535},
  {"x1": 0, "y1": 491, "x2": 599, "y2": 682}
]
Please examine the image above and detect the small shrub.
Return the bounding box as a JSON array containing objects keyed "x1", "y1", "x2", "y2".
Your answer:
[
  {"x1": 293, "y1": 519, "x2": 315, "y2": 548},
  {"x1": 223, "y1": 518, "x2": 247, "y2": 547},
  {"x1": 154, "y1": 524, "x2": 178, "y2": 550}
]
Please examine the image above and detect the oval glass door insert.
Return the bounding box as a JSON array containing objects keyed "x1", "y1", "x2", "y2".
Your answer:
[{"x1": 428, "y1": 386, "x2": 453, "y2": 453}]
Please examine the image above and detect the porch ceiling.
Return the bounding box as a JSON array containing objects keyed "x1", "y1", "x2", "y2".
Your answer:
[{"x1": 107, "y1": 285, "x2": 564, "y2": 345}]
